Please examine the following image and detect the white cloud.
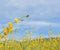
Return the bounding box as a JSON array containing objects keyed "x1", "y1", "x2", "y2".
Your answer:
[
  {"x1": 16, "y1": 21, "x2": 60, "y2": 27},
  {"x1": 2, "y1": 0, "x2": 60, "y2": 19},
  {"x1": 0, "y1": 0, "x2": 60, "y2": 24}
]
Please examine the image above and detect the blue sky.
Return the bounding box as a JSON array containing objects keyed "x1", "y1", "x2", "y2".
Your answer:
[{"x1": 0, "y1": 0, "x2": 60, "y2": 39}]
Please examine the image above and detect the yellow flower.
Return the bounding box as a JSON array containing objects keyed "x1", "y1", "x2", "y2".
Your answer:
[
  {"x1": 47, "y1": 42, "x2": 50, "y2": 47},
  {"x1": 0, "y1": 43, "x2": 4, "y2": 47},
  {"x1": 8, "y1": 22, "x2": 13, "y2": 27},
  {"x1": 3, "y1": 27, "x2": 8, "y2": 36},
  {"x1": 0, "y1": 34, "x2": 4, "y2": 38},
  {"x1": 14, "y1": 18, "x2": 19, "y2": 23},
  {"x1": 8, "y1": 22, "x2": 13, "y2": 34},
  {"x1": 25, "y1": 38, "x2": 29, "y2": 42},
  {"x1": 8, "y1": 27, "x2": 13, "y2": 34}
]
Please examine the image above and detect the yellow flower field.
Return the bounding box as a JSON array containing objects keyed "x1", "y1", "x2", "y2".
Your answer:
[
  {"x1": 0, "y1": 16, "x2": 60, "y2": 50},
  {"x1": 0, "y1": 37, "x2": 60, "y2": 50}
]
